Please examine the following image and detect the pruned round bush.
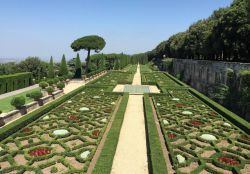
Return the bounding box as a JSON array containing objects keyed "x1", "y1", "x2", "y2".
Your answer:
[
  {"x1": 11, "y1": 96, "x2": 26, "y2": 109},
  {"x1": 0, "y1": 110, "x2": 2, "y2": 114},
  {"x1": 67, "y1": 72, "x2": 74, "y2": 79},
  {"x1": 46, "y1": 79, "x2": 54, "y2": 86},
  {"x1": 39, "y1": 81, "x2": 49, "y2": 89},
  {"x1": 58, "y1": 76, "x2": 65, "y2": 81},
  {"x1": 29, "y1": 91, "x2": 43, "y2": 101},
  {"x1": 53, "y1": 78, "x2": 59, "y2": 84},
  {"x1": 46, "y1": 86, "x2": 54, "y2": 94},
  {"x1": 26, "y1": 93, "x2": 31, "y2": 98},
  {"x1": 56, "y1": 82, "x2": 65, "y2": 90}
]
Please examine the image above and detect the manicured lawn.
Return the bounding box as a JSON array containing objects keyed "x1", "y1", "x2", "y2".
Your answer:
[{"x1": 0, "y1": 88, "x2": 41, "y2": 113}]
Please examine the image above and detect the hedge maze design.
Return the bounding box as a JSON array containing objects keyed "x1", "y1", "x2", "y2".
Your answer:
[
  {"x1": 91, "y1": 71, "x2": 134, "y2": 86},
  {"x1": 0, "y1": 87, "x2": 120, "y2": 173},
  {"x1": 152, "y1": 89, "x2": 250, "y2": 174}
]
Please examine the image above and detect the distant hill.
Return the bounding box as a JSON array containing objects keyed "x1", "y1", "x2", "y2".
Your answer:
[{"x1": 0, "y1": 58, "x2": 20, "y2": 63}]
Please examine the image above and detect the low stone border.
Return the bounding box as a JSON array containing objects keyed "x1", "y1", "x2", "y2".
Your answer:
[
  {"x1": 38, "y1": 95, "x2": 53, "y2": 106},
  {"x1": 24, "y1": 101, "x2": 39, "y2": 113},
  {"x1": 52, "y1": 90, "x2": 63, "y2": 99},
  {"x1": 0, "y1": 110, "x2": 21, "y2": 127}
]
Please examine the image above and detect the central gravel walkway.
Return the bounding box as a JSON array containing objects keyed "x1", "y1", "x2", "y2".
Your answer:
[{"x1": 111, "y1": 65, "x2": 149, "y2": 174}]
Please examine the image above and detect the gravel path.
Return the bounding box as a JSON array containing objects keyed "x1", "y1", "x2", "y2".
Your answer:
[{"x1": 111, "y1": 65, "x2": 149, "y2": 174}]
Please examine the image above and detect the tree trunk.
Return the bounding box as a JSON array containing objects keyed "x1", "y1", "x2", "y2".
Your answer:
[{"x1": 85, "y1": 48, "x2": 91, "y2": 73}]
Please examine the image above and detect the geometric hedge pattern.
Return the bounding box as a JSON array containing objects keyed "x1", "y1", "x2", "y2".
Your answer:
[
  {"x1": 153, "y1": 90, "x2": 250, "y2": 174},
  {"x1": 0, "y1": 87, "x2": 119, "y2": 173}
]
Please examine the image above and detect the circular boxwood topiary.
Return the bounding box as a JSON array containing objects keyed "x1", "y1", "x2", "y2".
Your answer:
[
  {"x1": 56, "y1": 82, "x2": 65, "y2": 90},
  {"x1": 39, "y1": 81, "x2": 49, "y2": 89},
  {"x1": 11, "y1": 96, "x2": 26, "y2": 109},
  {"x1": 29, "y1": 91, "x2": 43, "y2": 101},
  {"x1": 46, "y1": 79, "x2": 54, "y2": 86},
  {"x1": 46, "y1": 86, "x2": 54, "y2": 95}
]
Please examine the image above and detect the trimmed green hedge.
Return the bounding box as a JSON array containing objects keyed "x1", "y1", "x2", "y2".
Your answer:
[
  {"x1": 189, "y1": 88, "x2": 250, "y2": 134},
  {"x1": 143, "y1": 94, "x2": 168, "y2": 174},
  {"x1": 92, "y1": 93, "x2": 129, "y2": 174},
  {"x1": 0, "y1": 72, "x2": 33, "y2": 94},
  {"x1": 164, "y1": 72, "x2": 188, "y2": 87},
  {"x1": 0, "y1": 84, "x2": 86, "y2": 141},
  {"x1": 86, "y1": 68, "x2": 106, "y2": 78}
]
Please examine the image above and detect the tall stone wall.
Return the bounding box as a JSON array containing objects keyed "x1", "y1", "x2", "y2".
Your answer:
[{"x1": 172, "y1": 59, "x2": 250, "y2": 92}]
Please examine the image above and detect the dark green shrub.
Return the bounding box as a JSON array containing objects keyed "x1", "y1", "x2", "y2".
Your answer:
[
  {"x1": 46, "y1": 79, "x2": 54, "y2": 86},
  {"x1": 46, "y1": 86, "x2": 54, "y2": 94},
  {"x1": 0, "y1": 72, "x2": 33, "y2": 95},
  {"x1": 29, "y1": 91, "x2": 43, "y2": 101},
  {"x1": 53, "y1": 78, "x2": 59, "y2": 84},
  {"x1": 57, "y1": 82, "x2": 65, "y2": 90},
  {"x1": 50, "y1": 166, "x2": 58, "y2": 173},
  {"x1": 190, "y1": 144, "x2": 196, "y2": 150},
  {"x1": 11, "y1": 96, "x2": 26, "y2": 109},
  {"x1": 39, "y1": 81, "x2": 48, "y2": 89},
  {"x1": 0, "y1": 110, "x2": 2, "y2": 114},
  {"x1": 28, "y1": 138, "x2": 33, "y2": 144},
  {"x1": 58, "y1": 76, "x2": 65, "y2": 81},
  {"x1": 26, "y1": 93, "x2": 31, "y2": 98},
  {"x1": 67, "y1": 72, "x2": 74, "y2": 79}
]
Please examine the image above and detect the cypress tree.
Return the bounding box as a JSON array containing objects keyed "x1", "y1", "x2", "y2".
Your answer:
[
  {"x1": 59, "y1": 54, "x2": 68, "y2": 76},
  {"x1": 48, "y1": 56, "x2": 55, "y2": 78},
  {"x1": 114, "y1": 59, "x2": 119, "y2": 70},
  {"x1": 75, "y1": 53, "x2": 82, "y2": 78}
]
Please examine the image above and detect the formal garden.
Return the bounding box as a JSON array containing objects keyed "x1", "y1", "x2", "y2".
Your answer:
[
  {"x1": 0, "y1": 62, "x2": 249, "y2": 173},
  {"x1": 151, "y1": 89, "x2": 249, "y2": 173},
  {"x1": 0, "y1": 86, "x2": 121, "y2": 173}
]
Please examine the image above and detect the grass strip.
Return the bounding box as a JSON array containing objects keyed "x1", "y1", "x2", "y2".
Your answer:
[
  {"x1": 144, "y1": 94, "x2": 168, "y2": 174},
  {"x1": 92, "y1": 93, "x2": 129, "y2": 174}
]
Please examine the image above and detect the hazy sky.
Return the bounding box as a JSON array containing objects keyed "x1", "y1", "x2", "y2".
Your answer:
[{"x1": 0, "y1": 0, "x2": 233, "y2": 62}]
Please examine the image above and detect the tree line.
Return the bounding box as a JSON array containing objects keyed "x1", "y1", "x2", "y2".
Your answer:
[{"x1": 148, "y1": 0, "x2": 250, "y2": 62}]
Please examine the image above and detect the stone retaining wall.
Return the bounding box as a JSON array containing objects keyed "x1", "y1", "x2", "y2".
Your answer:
[{"x1": 172, "y1": 59, "x2": 250, "y2": 92}]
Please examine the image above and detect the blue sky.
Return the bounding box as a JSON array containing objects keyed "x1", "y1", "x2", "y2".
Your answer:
[{"x1": 0, "y1": 0, "x2": 233, "y2": 62}]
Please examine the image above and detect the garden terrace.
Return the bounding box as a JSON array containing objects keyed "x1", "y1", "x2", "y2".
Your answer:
[
  {"x1": 0, "y1": 86, "x2": 122, "y2": 173},
  {"x1": 140, "y1": 64, "x2": 153, "y2": 73},
  {"x1": 122, "y1": 64, "x2": 138, "y2": 73},
  {"x1": 141, "y1": 71, "x2": 184, "y2": 89},
  {"x1": 151, "y1": 89, "x2": 250, "y2": 173},
  {"x1": 89, "y1": 71, "x2": 134, "y2": 86}
]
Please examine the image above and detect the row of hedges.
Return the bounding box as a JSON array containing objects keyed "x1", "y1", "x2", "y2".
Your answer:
[
  {"x1": 143, "y1": 94, "x2": 168, "y2": 174},
  {"x1": 0, "y1": 84, "x2": 86, "y2": 141},
  {"x1": 85, "y1": 68, "x2": 106, "y2": 78},
  {"x1": 93, "y1": 93, "x2": 129, "y2": 174},
  {"x1": 0, "y1": 72, "x2": 33, "y2": 94}
]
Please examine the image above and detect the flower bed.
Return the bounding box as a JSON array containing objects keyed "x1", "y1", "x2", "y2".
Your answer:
[
  {"x1": 153, "y1": 89, "x2": 249, "y2": 172},
  {"x1": 217, "y1": 156, "x2": 240, "y2": 166},
  {"x1": 22, "y1": 127, "x2": 32, "y2": 133},
  {"x1": 0, "y1": 86, "x2": 120, "y2": 173},
  {"x1": 190, "y1": 120, "x2": 203, "y2": 127},
  {"x1": 29, "y1": 147, "x2": 51, "y2": 157},
  {"x1": 167, "y1": 133, "x2": 176, "y2": 139}
]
